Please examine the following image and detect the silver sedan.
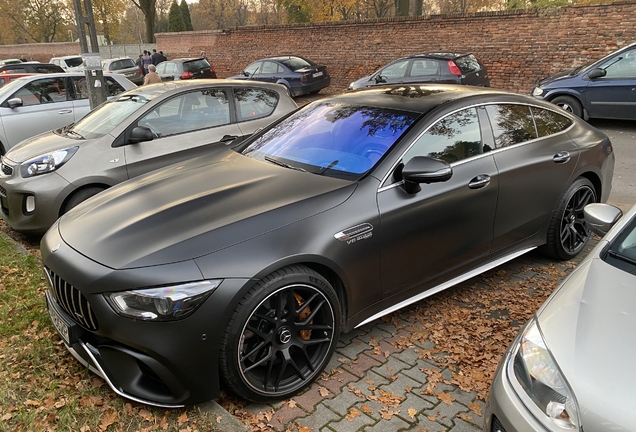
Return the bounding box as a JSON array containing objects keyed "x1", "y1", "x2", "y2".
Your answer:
[{"x1": 485, "y1": 202, "x2": 636, "y2": 432}]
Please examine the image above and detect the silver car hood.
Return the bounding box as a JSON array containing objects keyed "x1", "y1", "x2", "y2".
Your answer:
[
  {"x1": 5, "y1": 130, "x2": 79, "y2": 164},
  {"x1": 538, "y1": 253, "x2": 636, "y2": 431}
]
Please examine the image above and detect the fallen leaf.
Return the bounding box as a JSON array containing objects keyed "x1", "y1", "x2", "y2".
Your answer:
[
  {"x1": 345, "y1": 407, "x2": 361, "y2": 421},
  {"x1": 436, "y1": 392, "x2": 455, "y2": 405},
  {"x1": 1, "y1": 413, "x2": 12, "y2": 421},
  {"x1": 379, "y1": 407, "x2": 399, "y2": 420},
  {"x1": 318, "y1": 386, "x2": 330, "y2": 397},
  {"x1": 216, "y1": 415, "x2": 222, "y2": 423},
  {"x1": 457, "y1": 413, "x2": 473, "y2": 421},
  {"x1": 408, "y1": 408, "x2": 417, "y2": 419},
  {"x1": 139, "y1": 409, "x2": 154, "y2": 421},
  {"x1": 360, "y1": 404, "x2": 373, "y2": 415},
  {"x1": 288, "y1": 399, "x2": 297, "y2": 408},
  {"x1": 99, "y1": 410, "x2": 117, "y2": 431},
  {"x1": 177, "y1": 412, "x2": 188, "y2": 424},
  {"x1": 468, "y1": 402, "x2": 483, "y2": 416}
]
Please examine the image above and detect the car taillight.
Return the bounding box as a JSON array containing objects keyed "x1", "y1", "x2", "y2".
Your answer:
[
  {"x1": 447, "y1": 60, "x2": 462, "y2": 76},
  {"x1": 181, "y1": 71, "x2": 193, "y2": 79},
  {"x1": 210, "y1": 66, "x2": 216, "y2": 73},
  {"x1": 301, "y1": 73, "x2": 310, "y2": 83}
]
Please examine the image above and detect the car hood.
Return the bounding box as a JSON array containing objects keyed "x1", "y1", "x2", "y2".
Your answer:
[
  {"x1": 5, "y1": 130, "x2": 79, "y2": 164},
  {"x1": 58, "y1": 148, "x2": 356, "y2": 270},
  {"x1": 349, "y1": 75, "x2": 374, "y2": 90},
  {"x1": 538, "y1": 255, "x2": 636, "y2": 431},
  {"x1": 536, "y1": 68, "x2": 578, "y2": 88}
]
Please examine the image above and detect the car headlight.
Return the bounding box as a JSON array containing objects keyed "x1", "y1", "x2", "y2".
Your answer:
[
  {"x1": 507, "y1": 318, "x2": 580, "y2": 431},
  {"x1": 106, "y1": 280, "x2": 222, "y2": 321},
  {"x1": 21, "y1": 147, "x2": 78, "y2": 178},
  {"x1": 348, "y1": 82, "x2": 355, "y2": 90},
  {"x1": 532, "y1": 87, "x2": 544, "y2": 96}
]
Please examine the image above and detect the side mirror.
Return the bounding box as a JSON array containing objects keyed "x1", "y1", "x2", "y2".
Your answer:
[
  {"x1": 242, "y1": 71, "x2": 249, "y2": 77},
  {"x1": 7, "y1": 98, "x2": 23, "y2": 109},
  {"x1": 587, "y1": 68, "x2": 607, "y2": 80},
  {"x1": 129, "y1": 126, "x2": 153, "y2": 144},
  {"x1": 375, "y1": 74, "x2": 387, "y2": 84},
  {"x1": 401, "y1": 156, "x2": 452, "y2": 194},
  {"x1": 584, "y1": 203, "x2": 622, "y2": 236}
]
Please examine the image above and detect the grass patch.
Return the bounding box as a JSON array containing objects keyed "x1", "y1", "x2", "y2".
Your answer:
[{"x1": 0, "y1": 233, "x2": 231, "y2": 431}]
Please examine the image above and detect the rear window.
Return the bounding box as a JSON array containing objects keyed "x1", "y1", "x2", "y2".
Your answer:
[
  {"x1": 109, "y1": 59, "x2": 136, "y2": 71},
  {"x1": 183, "y1": 59, "x2": 211, "y2": 72},
  {"x1": 64, "y1": 57, "x2": 84, "y2": 68},
  {"x1": 454, "y1": 54, "x2": 482, "y2": 74},
  {"x1": 34, "y1": 65, "x2": 63, "y2": 73},
  {"x1": 531, "y1": 107, "x2": 573, "y2": 137},
  {"x1": 279, "y1": 57, "x2": 313, "y2": 71}
]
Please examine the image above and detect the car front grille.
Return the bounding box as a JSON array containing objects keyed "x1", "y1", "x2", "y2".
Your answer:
[
  {"x1": 1, "y1": 162, "x2": 13, "y2": 176},
  {"x1": 45, "y1": 267, "x2": 99, "y2": 331}
]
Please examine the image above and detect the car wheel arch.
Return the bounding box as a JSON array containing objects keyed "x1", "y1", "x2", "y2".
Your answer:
[
  {"x1": 276, "y1": 79, "x2": 293, "y2": 96},
  {"x1": 59, "y1": 183, "x2": 110, "y2": 217}
]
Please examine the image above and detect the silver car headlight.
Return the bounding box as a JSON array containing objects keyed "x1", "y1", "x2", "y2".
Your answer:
[
  {"x1": 507, "y1": 318, "x2": 580, "y2": 431},
  {"x1": 21, "y1": 147, "x2": 78, "y2": 178},
  {"x1": 532, "y1": 87, "x2": 544, "y2": 96},
  {"x1": 106, "y1": 280, "x2": 222, "y2": 321}
]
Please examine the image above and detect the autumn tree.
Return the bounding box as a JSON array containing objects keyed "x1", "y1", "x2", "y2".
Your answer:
[
  {"x1": 168, "y1": 0, "x2": 186, "y2": 31},
  {"x1": 278, "y1": 0, "x2": 312, "y2": 22},
  {"x1": 92, "y1": 0, "x2": 127, "y2": 44},
  {"x1": 130, "y1": 0, "x2": 156, "y2": 42},
  {"x1": 0, "y1": 0, "x2": 71, "y2": 42},
  {"x1": 179, "y1": 0, "x2": 193, "y2": 30}
]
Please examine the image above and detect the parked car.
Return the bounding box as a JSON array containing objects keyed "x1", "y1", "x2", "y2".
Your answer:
[
  {"x1": 0, "y1": 73, "x2": 135, "y2": 155},
  {"x1": 101, "y1": 57, "x2": 143, "y2": 85},
  {"x1": 484, "y1": 202, "x2": 635, "y2": 432},
  {"x1": 39, "y1": 84, "x2": 613, "y2": 407},
  {"x1": 228, "y1": 55, "x2": 331, "y2": 97},
  {"x1": 155, "y1": 58, "x2": 217, "y2": 81},
  {"x1": 0, "y1": 62, "x2": 64, "y2": 74},
  {"x1": 0, "y1": 80, "x2": 297, "y2": 233},
  {"x1": 0, "y1": 59, "x2": 24, "y2": 66},
  {"x1": 532, "y1": 43, "x2": 636, "y2": 120},
  {"x1": 49, "y1": 55, "x2": 85, "y2": 72},
  {"x1": 349, "y1": 52, "x2": 490, "y2": 90},
  {"x1": 0, "y1": 73, "x2": 35, "y2": 88}
]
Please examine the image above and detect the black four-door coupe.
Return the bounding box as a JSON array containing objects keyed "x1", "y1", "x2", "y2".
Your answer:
[
  {"x1": 41, "y1": 85, "x2": 614, "y2": 407},
  {"x1": 228, "y1": 55, "x2": 331, "y2": 97}
]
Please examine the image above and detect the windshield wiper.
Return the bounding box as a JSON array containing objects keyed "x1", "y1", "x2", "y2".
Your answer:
[
  {"x1": 65, "y1": 129, "x2": 85, "y2": 140},
  {"x1": 318, "y1": 160, "x2": 338, "y2": 175},
  {"x1": 264, "y1": 156, "x2": 307, "y2": 172},
  {"x1": 608, "y1": 250, "x2": 636, "y2": 266}
]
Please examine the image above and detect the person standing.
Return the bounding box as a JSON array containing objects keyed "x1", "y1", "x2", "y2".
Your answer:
[
  {"x1": 151, "y1": 49, "x2": 162, "y2": 66},
  {"x1": 136, "y1": 54, "x2": 143, "y2": 75},
  {"x1": 159, "y1": 51, "x2": 167, "y2": 63},
  {"x1": 141, "y1": 50, "x2": 152, "y2": 76},
  {"x1": 143, "y1": 64, "x2": 162, "y2": 85}
]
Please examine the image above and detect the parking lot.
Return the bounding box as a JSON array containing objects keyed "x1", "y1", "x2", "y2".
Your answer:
[{"x1": 215, "y1": 116, "x2": 636, "y2": 432}]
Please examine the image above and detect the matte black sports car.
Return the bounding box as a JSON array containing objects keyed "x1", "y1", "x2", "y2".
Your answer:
[{"x1": 41, "y1": 85, "x2": 614, "y2": 407}]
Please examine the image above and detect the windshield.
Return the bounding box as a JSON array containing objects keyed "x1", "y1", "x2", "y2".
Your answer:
[
  {"x1": 606, "y1": 216, "x2": 636, "y2": 268},
  {"x1": 69, "y1": 93, "x2": 156, "y2": 140},
  {"x1": 574, "y1": 46, "x2": 634, "y2": 75},
  {"x1": 280, "y1": 57, "x2": 313, "y2": 71},
  {"x1": 241, "y1": 102, "x2": 418, "y2": 180}
]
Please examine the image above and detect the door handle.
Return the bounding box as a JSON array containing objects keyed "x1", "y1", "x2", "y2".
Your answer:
[
  {"x1": 220, "y1": 135, "x2": 238, "y2": 143},
  {"x1": 468, "y1": 174, "x2": 490, "y2": 189},
  {"x1": 553, "y1": 151, "x2": 571, "y2": 163},
  {"x1": 58, "y1": 109, "x2": 72, "y2": 114}
]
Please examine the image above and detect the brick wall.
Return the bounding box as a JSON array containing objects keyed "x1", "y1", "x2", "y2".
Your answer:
[
  {"x1": 155, "y1": 2, "x2": 636, "y2": 93},
  {"x1": 2, "y1": 2, "x2": 635, "y2": 94}
]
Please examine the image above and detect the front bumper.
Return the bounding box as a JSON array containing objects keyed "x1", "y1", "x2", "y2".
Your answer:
[
  {"x1": 0, "y1": 163, "x2": 73, "y2": 234},
  {"x1": 42, "y1": 224, "x2": 251, "y2": 406}
]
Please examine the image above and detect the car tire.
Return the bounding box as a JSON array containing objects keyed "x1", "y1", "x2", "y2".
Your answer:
[
  {"x1": 541, "y1": 177, "x2": 597, "y2": 260},
  {"x1": 219, "y1": 265, "x2": 341, "y2": 402},
  {"x1": 551, "y1": 95, "x2": 583, "y2": 118},
  {"x1": 63, "y1": 187, "x2": 106, "y2": 214}
]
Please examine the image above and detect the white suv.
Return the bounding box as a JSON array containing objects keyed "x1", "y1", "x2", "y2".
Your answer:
[{"x1": 49, "y1": 56, "x2": 85, "y2": 72}]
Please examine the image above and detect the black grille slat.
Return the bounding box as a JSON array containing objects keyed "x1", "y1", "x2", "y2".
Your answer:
[
  {"x1": 0, "y1": 185, "x2": 6, "y2": 197},
  {"x1": 1, "y1": 162, "x2": 13, "y2": 176},
  {"x1": 45, "y1": 267, "x2": 98, "y2": 331}
]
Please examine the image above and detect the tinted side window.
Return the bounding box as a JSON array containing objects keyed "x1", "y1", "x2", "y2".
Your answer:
[
  {"x1": 486, "y1": 105, "x2": 537, "y2": 149},
  {"x1": 34, "y1": 65, "x2": 62, "y2": 73},
  {"x1": 244, "y1": 62, "x2": 261, "y2": 75},
  {"x1": 4, "y1": 67, "x2": 28, "y2": 73},
  {"x1": 410, "y1": 60, "x2": 439, "y2": 77},
  {"x1": 138, "y1": 89, "x2": 230, "y2": 138},
  {"x1": 381, "y1": 60, "x2": 409, "y2": 79},
  {"x1": 454, "y1": 54, "x2": 482, "y2": 74},
  {"x1": 403, "y1": 108, "x2": 483, "y2": 165},
  {"x1": 531, "y1": 107, "x2": 574, "y2": 137},
  {"x1": 235, "y1": 88, "x2": 279, "y2": 121},
  {"x1": 105, "y1": 77, "x2": 125, "y2": 96},
  {"x1": 261, "y1": 61, "x2": 279, "y2": 74}
]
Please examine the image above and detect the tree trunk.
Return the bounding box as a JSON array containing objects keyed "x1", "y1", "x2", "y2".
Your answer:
[{"x1": 395, "y1": 0, "x2": 409, "y2": 16}]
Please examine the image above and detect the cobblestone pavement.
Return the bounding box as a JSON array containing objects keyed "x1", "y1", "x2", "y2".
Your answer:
[{"x1": 231, "y1": 239, "x2": 598, "y2": 432}]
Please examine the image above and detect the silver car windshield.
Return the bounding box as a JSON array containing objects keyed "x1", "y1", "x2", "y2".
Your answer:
[
  {"x1": 70, "y1": 94, "x2": 154, "y2": 140},
  {"x1": 242, "y1": 102, "x2": 417, "y2": 180}
]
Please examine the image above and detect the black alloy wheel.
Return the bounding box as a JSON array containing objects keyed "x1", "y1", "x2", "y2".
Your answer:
[
  {"x1": 543, "y1": 177, "x2": 597, "y2": 260},
  {"x1": 220, "y1": 266, "x2": 340, "y2": 402}
]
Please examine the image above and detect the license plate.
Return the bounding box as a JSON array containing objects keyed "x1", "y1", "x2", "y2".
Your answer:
[
  {"x1": 46, "y1": 291, "x2": 71, "y2": 345},
  {"x1": 313, "y1": 71, "x2": 323, "y2": 78}
]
